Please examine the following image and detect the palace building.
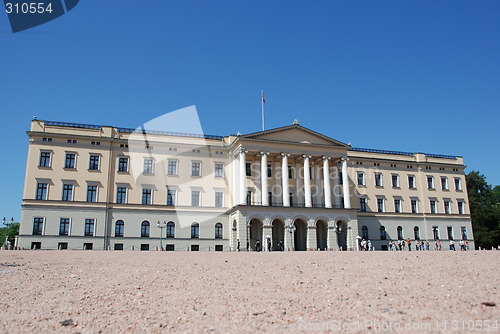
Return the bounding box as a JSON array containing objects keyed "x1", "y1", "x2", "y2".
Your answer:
[{"x1": 18, "y1": 119, "x2": 473, "y2": 251}]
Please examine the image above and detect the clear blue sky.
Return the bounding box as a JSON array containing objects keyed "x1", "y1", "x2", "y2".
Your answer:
[{"x1": 1, "y1": 0, "x2": 499, "y2": 222}]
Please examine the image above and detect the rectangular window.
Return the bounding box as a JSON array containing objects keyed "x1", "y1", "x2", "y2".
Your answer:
[
  {"x1": 288, "y1": 165, "x2": 293, "y2": 179},
  {"x1": 142, "y1": 189, "x2": 152, "y2": 205},
  {"x1": 268, "y1": 192, "x2": 273, "y2": 206},
  {"x1": 359, "y1": 198, "x2": 367, "y2": 212},
  {"x1": 166, "y1": 189, "x2": 176, "y2": 206},
  {"x1": 427, "y1": 176, "x2": 434, "y2": 189},
  {"x1": 36, "y1": 182, "x2": 48, "y2": 200},
  {"x1": 430, "y1": 200, "x2": 437, "y2": 214},
  {"x1": 457, "y1": 201, "x2": 464, "y2": 214},
  {"x1": 245, "y1": 162, "x2": 252, "y2": 177},
  {"x1": 246, "y1": 190, "x2": 252, "y2": 205},
  {"x1": 444, "y1": 201, "x2": 451, "y2": 214},
  {"x1": 191, "y1": 162, "x2": 201, "y2": 177},
  {"x1": 89, "y1": 155, "x2": 100, "y2": 170},
  {"x1": 432, "y1": 226, "x2": 440, "y2": 240},
  {"x1": 392, "y1": 174, "x2": 399, "y2": 187},
  {"x1": 84, "y1": 219, "x2": 95, "y2": 236},
  {"x1": 339, "y1": 171, "x2": 343, "y2": 184},
  {"x1": 394, "y1": 199, "x2": 401, "y2": 213},
  {"x1": 454, "y1": 178, "x2": 462, "y2": 191},
  {"x1": 191, "y1": 190, "x2": 200, "y2": 207},
  {"x1": 441, "y1": 177, "x2": 448, "y2": 190},
  {"x1": 39, "y1": 151, "x2": 51, "y2": 167},
  {"x1": 411, "y1": 199, "x2": 418, "y2": 213},
  {"x1": 86, "y1": 185, "x2": 98, "y2": 202},
  {"x1": 64, "y1": 153, "x2": 76, "y2": 169},
  {"x1": 167, "y1": 160, "x2": 178, "y2": 175},
  {"x1": 408, "y1": 175, "x2": 416, "y2": 189},
  {"x1": 357, "y1": 172, "x2": 365, "y2": 186},
  {"x1": 59, "y1": 218, "x2": 70, "y2": 236},
  {"x1": 447, "y1": 226, "x2": 454, "y2": 240},
  {"x1": 375, "y1": 173, "x2": 382, "y2": 187},
  {"x1": 461, "y1": 226, "x2": 468, "y2": 240},
  {"x1": 143, "y1": 158, "x2": 154, "y2": 174},
  {"x1": 267, "y1": 164, "x2": 272, "y2": 178},
  {"x1": 33, "y1": 217, "x2": 44, "y2": 235},
  {"x1": 62, "y1": 184, "x2": 74, "y2": 201},
  {"x1": 377, "y1": 198, "x2": 384, "y2": 212},
  {"x1": 116, "y1": 187, "x2": 127, "y2": 204},
  {"x1": 118, "y1": 157, "x2": 129, "y2": 172},
  {"x1": 215, "y1": 191, "x2": 224, "y2": 207},
  {"x1": 215, "y1": 163, "x2": 224, "y2": 177},
  {"x1": 289, "y1": 193, "x2": 294, "y2": 207}
]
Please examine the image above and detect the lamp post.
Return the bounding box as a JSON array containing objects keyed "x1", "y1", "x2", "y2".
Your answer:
[
  {"x1": 3, "y1": 217, "x2": 14, "y2": 250},
  {"x1": 157, "y1": 221, "x2": 166, "y2": 251},
  {"x1": 287, "y1": 223, "x2": 296, "y2": 251}
]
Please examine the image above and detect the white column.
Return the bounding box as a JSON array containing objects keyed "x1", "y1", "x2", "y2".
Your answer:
[
  {"x1": 304, "y1": 155, "x2": 312, "y2": 208},
  {"x1": 296, "y1": 162, "x2": 302, "y2": 206},
  {"x1": 239, "y1": 149, "x2": 247, "y2": 205},
  {"x1": 261, "y1": 152, "x2": 269, "y2": 206},
  {"x1": 333, "y1": 162, "x2": 340, "y2": 207},
  {"x1": 323, "y1": 156, "x2": 332, "y2": 208},
  {"x1": 315, "y1": 164, "x2": 321, "y2": 205},
  {"x1": 282, "y1": 153, "x2": 290, "y2": 207},
  {"x1": 341, "y1": 157, "x2": 351, "y2": 209}
]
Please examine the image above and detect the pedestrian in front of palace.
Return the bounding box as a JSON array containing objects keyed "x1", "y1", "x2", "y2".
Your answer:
[
  {"x1": 367, "y1": 240, "x2": 372, "y2": 251},
  {"x1": 256, "y1": 240, "x2": 261, "y2": 252},
  {"x1": 407, "y1": 238, "x2": 411, "y2": 251},
  {"x1": 425, "y1": 241, "x2": 430, "y2": 250},
  {"x1": 237, "y1": 239, "x2": 240, "y2": 252},
  {"x1": 449, "y1": 240, "x2": 455, "y2": 251},
  {"x1": 267, "y1": 239, "x2": 271, "y2": 252}
]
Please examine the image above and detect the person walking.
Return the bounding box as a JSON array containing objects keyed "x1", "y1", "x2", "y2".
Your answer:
[
  {"x1": 256, "y1": 240, "x2": 261, "y2": 252},
  {"x1": 407, "y1": 238, "x2": 412, "y2": 251},
  {"x1": 449, "y1": 240, "x2": 455, "y2": 251},
  {"x1": 237, "y1": 239, "x2": 240, "y2": 252}
]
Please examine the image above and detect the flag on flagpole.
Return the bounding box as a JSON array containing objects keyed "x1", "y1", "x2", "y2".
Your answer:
[{"x1": 261, "y1": 90, "x2": 265, "y2": 131}]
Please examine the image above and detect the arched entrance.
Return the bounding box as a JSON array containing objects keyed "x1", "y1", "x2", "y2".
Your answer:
[
  {"x1": 249, "y1": 218, "x2": 263, "y2": 251},
  {"x1": 294, "y1": 219, "x2": 307, "y2": 251},
  {"x1": 316, "y1": 220, "x2": 327, "y2": 251},
  {"x1": 272, "y1": 219, "x2": 284, "y2": 251},
  {"x1": 337, "y1": 220, "x2": 348, "y2": 251}
]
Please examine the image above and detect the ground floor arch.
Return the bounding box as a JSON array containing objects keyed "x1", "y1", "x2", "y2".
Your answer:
[
  {"x1": 249, "y1": 218, "x2": 263, "y2": 251},
  {"x1": 337, "y1": 220, "x2": 348, "y2": 251},
  {"x1": 316, "y1": 220, "x2": 327, "y2": 251},
  {"x1": 294, "y1": 219, "x2": 307, "y2": 251},
  {"x1": 272, "y1": 219, "x2": 285, "y2": 251}
]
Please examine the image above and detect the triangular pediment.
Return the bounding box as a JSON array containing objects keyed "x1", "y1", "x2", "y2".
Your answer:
[{"x1": 241, "y1": 124, "x2": 349, "y2": 148}]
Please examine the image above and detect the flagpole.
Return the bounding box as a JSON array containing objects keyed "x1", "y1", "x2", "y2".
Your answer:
[{"x1": 261, "y1": 90, "x2": 265, "y2": 131}]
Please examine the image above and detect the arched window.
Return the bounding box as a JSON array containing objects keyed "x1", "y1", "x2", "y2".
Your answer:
[
  {"x1": 361, "y1": 225, "x2": 368, "y2": 239},
  {"x1": 141, "y1": 221, "x2": 150, "y2": 238},
  {"x1": 191, "y1": 222, "x2": 199, "y2": 239},
  {"x1": 115, "y1": 220, "x2": 124, "y2": 237},
  {"x1": 380, "y1": 226, "x2": 386, "y2": 240},
  {"x1": 215, "y1": 223, "x2": 223, "y2": 239},
  {"x1": 414, "y1": 226, "x2": 420, "y2": 240},
  {"x1": 397, "y1": 226, "x2": 403, "y2": 240},
  {"x1": 166, "y1": 221, "x2": 175, "y2": 238}
]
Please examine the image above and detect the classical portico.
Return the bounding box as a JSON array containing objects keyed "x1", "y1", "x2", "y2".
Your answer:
[{"x1": 228, "y1": 123, "x2": 358, "y2": 251}]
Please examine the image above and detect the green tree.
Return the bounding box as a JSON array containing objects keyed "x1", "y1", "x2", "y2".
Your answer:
[
  {"x1": 466, "y1": 171, "x2": 500, "y2": 249},
  {"x1": 0, "y1": 223, "x2": 19, "y2": 249}
]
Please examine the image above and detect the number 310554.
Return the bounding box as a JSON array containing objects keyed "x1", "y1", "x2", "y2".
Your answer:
[{"x1": 5, "y1": 2, "x2": 54, "y2": 14}]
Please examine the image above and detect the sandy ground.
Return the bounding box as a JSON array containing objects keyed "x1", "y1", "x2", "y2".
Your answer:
[{"x1": 0, "y1": 250, "x2": 498, "y2": 333}]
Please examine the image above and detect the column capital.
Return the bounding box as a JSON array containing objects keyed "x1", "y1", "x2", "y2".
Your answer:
[
  {"x1": 322, "y1": 156, "x2": 331, "y2": 161},
  {"x1": 260, "y1": 151, "x2": 269, "y2": 156},
  {"x1": 341, "y1": 157, "x2": 349, "y2": 162},
  {"x1": 281, "y1": 152, "x2": 290, "y2": 157},
  {"x1": 303, "y1": 154, "x2": 311, "y2": 159}
]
